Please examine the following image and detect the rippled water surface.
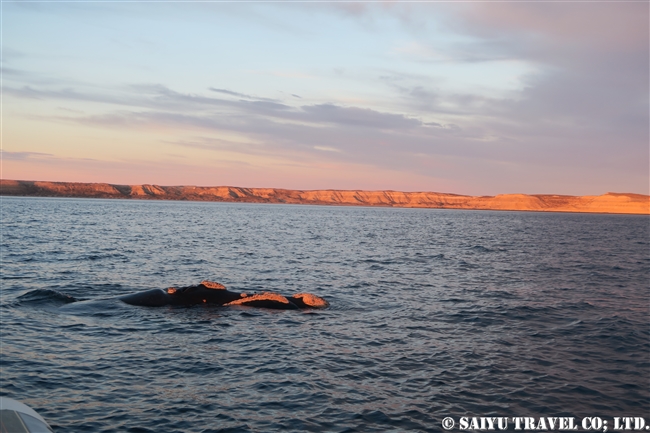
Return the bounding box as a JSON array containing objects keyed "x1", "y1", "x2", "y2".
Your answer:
[{"x1": 1, "y1": 197, "x2": 649, "y2": 432}]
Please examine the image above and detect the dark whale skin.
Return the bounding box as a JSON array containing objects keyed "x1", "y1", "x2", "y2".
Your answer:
[
  {"x1": 119, "y1": 284, "x2": 243, "y2": 307},
  {"x1": 119, "y1": 289, "x2": 171, "y2": 307}
]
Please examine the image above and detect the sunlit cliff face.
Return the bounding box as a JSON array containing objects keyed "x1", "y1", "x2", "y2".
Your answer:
[{"x1": 1, "y1": 180, "x2": 647, "y2": 214}]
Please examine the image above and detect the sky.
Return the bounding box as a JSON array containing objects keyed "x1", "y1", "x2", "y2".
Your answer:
[{"x1": 2, "y1": 1, "x2": 648, "y2": 196}]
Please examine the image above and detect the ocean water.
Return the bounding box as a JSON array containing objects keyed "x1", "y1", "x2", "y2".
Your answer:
[{"x1": 1, "y1": 196, "x2": 648, "y2": 432}]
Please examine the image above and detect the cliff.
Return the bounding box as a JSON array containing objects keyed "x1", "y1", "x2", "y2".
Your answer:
[{"x1": 1, "y1": 179, "x2": 648, "y2": 214}]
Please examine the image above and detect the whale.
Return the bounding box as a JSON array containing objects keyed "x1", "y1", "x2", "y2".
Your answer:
[{"x1": 118, "y1": 280, "x2": 329, "y2": 310}]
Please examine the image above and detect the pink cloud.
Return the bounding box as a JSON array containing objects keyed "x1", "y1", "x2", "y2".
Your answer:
[{"x1": 456, "y1": 2, "x2": 648, "y2": 53}]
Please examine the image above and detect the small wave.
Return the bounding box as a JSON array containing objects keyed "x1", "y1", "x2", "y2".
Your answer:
[
  {"x1": 15, "y1": 288, "x2": 79, "y2": 306},
  {"x1": 469, "y1": 245, "x2": 494, "y2": 253},
  {"x1": 362, "y1": 258, "x2": 395, "y2": 265},
  {"x1": 74, "y1": 252, "x2": 129, "y2": 262},
  {"x1": 474, "y1": 288, "x2": 519, "y2": 300},
  {"x1": 458, "y1": 260, "x2": 479, "y2": 269}
]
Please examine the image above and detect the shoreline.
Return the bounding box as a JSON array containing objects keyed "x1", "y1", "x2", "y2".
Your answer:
[{"x1": 1, "y1": 179, "x2": 648, "y2": 215}]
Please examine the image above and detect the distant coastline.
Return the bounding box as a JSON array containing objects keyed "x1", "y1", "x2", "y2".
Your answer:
[{"x1": 1, "y1": 179, "x2": 648, "y2": 215}]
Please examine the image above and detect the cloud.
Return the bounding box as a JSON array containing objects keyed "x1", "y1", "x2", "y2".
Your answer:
[
  {"x1": 386, "y1": 4, "x2": 648, "y2": 179},
  {"x1": 1, "y1": 67, "x2": 30, "y2": 77},
  {"x1": 314, "y1": 146, "x2": 341, "y2": 153},
  {"x1": 5, "y1": 85, "x2": 129, "y2": 106},
  {"x1": 56, "y1": 106, "x2": 83, "y2": 113},
  {"x1": 208, "y1": 87, "x2": 277, "y2": 103},
  {"x1": 161, "y1": 136, "x2": 258, "y2": 153},
  {"x1": 12, "y1": 82, "x2": 426, "y2": 132},
  {"x1": 209, "y1": 87, "x2": 253, "y2": 98},
  {"x1": 299, "y1": 104, "x2": 422, "y2": 130},
  {"x1": 1, "y1": 150, "x2": 54, "y2": 160},
  {"x1": 457, "y1": 2, "x2": 648, "y2": 55},
  {"x1": 8, "y1": 72, "x2": 646, "y2": 194}
]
